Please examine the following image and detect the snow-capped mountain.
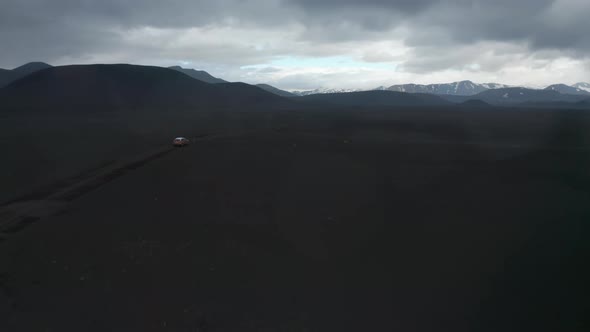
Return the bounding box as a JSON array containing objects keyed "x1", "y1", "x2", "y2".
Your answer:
[
  {"x1": 545, "y1": 84, "x2": 590, "y2": 96},
  {"x1": 291, "y1": 87, "x2": 364, "y2": 96},
  {"x1": 288, "y1": 82, "x2": 590, "y2": 98},
  {"x1": 573, "y1": 82, "x2": 590, "y2": 93},
  {"x1": 387, "y1": 80, "x2": 509, "y2": 96}
]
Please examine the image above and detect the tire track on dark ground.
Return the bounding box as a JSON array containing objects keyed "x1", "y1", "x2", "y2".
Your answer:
[
  {"x1": 0, "y1": 147, "x2": 174, "y2": 234},
  {"x1": 0, "y1": 130, "x2": 267, "y2": 236},
  {"x1": 54, "y1": 147, "x2": 174, "y2": 202},
  {"x1": 0, "y1": 133, "x2": 221, "y2": 235},
  {"x1": 1, "y1": 132, "x2": 212, "y2": 207},
  {"x1": 0, "y1": 159, "x2": 118, "y2": 206}
]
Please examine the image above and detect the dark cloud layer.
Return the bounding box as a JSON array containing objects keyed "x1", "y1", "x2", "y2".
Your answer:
[{"x1": 0, "y1": 0, "x2": 588, "y2": 87}]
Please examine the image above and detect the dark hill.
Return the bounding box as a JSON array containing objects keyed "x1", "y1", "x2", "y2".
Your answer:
[
  {"x1": 12, "y1": 62, "x2": 52, "y2": 76},
  {"x1": 256, "y1": 84, "x2": 295, "y2": 97},
  {"x1": 460, "y1": 99, "x2": 491, "y2": 107},
  {"x1": 437, "y1": 94, "x2": 470, "y2": 104},
  {"x1": 297, "y1": 90, "x2": 451, "y2": 107},
  {"x1": 471, "y1": 87, "x2": 587, "y2": 105},
  {"x1": 214, "y1": 82, "x2": 295, "y2": 105},
  {"x1": 168, "y1": 66, "x2": 227, "y2": 84},
  {"x1": 0, "y1": 64, "x2": 289, "y2": 112},
  {"x1": 0, "y1": 61, "x2": 52, "y2": 88}
]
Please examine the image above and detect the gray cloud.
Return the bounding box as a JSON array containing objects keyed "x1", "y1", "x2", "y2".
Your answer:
[
  {"x1": 289, "y1": 0, "x2": 436, "y2": 12},
  {"x1": 0, "y1": 0, "x2": 589, "y2": 87},
  {"x1": 412, "y1": 0, "x2": 590, "y2": 52}
]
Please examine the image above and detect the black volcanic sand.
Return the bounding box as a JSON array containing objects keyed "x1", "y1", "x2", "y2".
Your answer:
[
  {"x1": 0, "y1": 109, "x2": 282, "y2": 203},
  {"x1": 1, "y1": 107, "x2": 590, "y2": 331}
]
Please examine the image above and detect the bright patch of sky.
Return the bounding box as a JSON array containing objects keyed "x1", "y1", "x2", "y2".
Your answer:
[{"x1": 260, "y1": 56, "x2": 397, "y2": 70}]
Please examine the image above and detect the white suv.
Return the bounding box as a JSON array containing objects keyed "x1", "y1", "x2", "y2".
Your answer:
[{"x1": 172, "y1": 137, "x2": 190, "y2": 147}]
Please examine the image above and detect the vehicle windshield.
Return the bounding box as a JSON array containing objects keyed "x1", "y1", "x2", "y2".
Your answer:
[{"x1": 1, "y1": 1, "x2": 589, "y2": 331}]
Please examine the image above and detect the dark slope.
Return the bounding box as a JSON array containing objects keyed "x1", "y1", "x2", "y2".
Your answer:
[
  {"x1": 297, "y1": 90, "x2": 451, "y2": 107},
  {"x1": 470, "y1": 87, "x2": 587, "y2": 105},
  {"x1": 460, "y1": 99, "x2": 492, "y2": 108},
  {"x1": 256, "y1": 84, "x2": 296, "y2": 97},
  {"x1": 0, "y1": 64, "x2": 289, "y2": 112},
  {"x1": 437, "y1": 94, "x2": 470, "y2": 104},
  {"x1": 11, "y1": 62, "x2": 52, "y2": 76},
  {"x1": 168, "y1": 66, "x2": 227, "y2": 84},
  {"x1": 214, "y1": 82, "x2": 295, "y2": 105},
  {"x1": 0, "y1": 68, "x2": 8, "y2": 86},
  {"x1": 0, "y1": 62, "x2": 52, "y2": 88},
  {"x1": 517, "y1": 101, "x2": 590, "y2": 109}
]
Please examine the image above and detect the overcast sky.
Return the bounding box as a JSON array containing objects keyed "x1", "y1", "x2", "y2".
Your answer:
[{"x1": 1, "y1": 0, "x2": 589, "y2": 90}]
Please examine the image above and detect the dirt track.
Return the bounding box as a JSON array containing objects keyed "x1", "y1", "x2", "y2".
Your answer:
[{"x1": 0, "y1": 132, "x2": 249, "y2": 235}]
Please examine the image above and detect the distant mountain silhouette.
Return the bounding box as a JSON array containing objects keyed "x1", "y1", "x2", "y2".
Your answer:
[
  {"x1": 168, "y1": 66, "x2": 227, "y2": 84},
  {"x1": 0, "y1": 62, "x2": 52, "y2": 88},
  {"x1": 255, "y1": 84, "x2": 295, "y2": 97},
  {"x1": 0, "y1": 64, "x2": 289, "y2": 112},
  {"x1": 298, "y1": 90, "x2": 451, "y2": 107},
  {"x1": 544, "y1": 84, "x2": 590, "y2": 96}
]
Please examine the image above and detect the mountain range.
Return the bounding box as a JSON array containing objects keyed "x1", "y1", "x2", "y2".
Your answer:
[
  {"x1": 386, "y1": 80, "x2": 511, "y2": 96},
  {"x1": 287, "y1": 82, "x2": 590, "y2": 106},
  {"x1": 0, "y1": 62, "x2": 589, "y2": 110}
]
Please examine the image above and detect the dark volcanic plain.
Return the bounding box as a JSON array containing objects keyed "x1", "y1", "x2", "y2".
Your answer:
[{"x1": 0, "y1": 66, "x2": 589, "y2": 331}]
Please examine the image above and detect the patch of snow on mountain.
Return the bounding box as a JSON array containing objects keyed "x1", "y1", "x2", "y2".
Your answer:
[
  {"x1": 481, "y1": 83, "x2": 511, "y2": 89},
  {"x1": 574, "y1": 82, "x2": 590, "y2": 92},
  {"x1": 291, "y1": 87, "x2": 365, "y2": 96}
]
